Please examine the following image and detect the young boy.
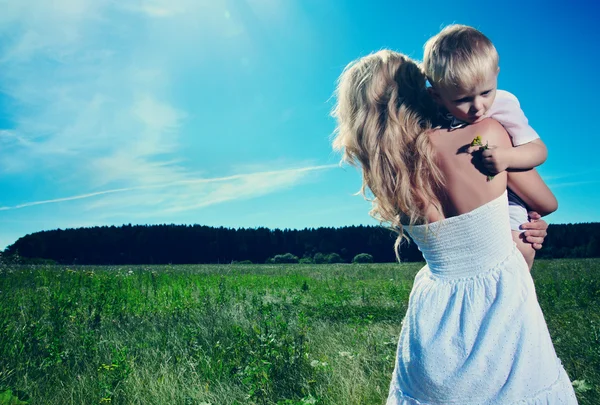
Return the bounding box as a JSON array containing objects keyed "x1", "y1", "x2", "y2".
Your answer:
[{"x1": 422, "y1": 24, "x2": 557, "y2": 268}]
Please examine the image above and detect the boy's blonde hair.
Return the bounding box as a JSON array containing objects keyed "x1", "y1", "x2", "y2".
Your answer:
[
  {"x1": 423, "y1": 24, "x2": 498, "y2": 91},
  {"x1": 331, "y1": 50, "x2": 444, "y2": 261}
]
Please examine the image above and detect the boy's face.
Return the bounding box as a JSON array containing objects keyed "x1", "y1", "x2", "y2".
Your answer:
[{"x1": 431, "y1": 68, "x2": 499, "y2": 124}]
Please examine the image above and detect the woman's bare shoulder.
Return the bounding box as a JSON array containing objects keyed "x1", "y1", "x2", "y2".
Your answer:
[{"x1": 474, "y1": 118, "x2": 512, "y2": 149}]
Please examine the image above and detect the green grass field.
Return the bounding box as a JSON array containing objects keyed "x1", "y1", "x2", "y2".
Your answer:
[{"x1": 0, "y1": 260, "x2": 598, "y2": 405}]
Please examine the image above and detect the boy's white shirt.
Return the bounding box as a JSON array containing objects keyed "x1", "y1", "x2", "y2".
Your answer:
[
  {"x1": 486, "y1": 90, "x2": 540, "y2": 146},
  {"x1": 485, "y1": 90, "x2": 536, "y2": 231}
]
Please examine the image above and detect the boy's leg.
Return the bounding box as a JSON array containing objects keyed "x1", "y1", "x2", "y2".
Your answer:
[
  {"x1": 512, "y1": 230, "x2": 535, "y2": 270},
  {"x1": 508, "y1": 190, "x2": 535, "y2": 269}
]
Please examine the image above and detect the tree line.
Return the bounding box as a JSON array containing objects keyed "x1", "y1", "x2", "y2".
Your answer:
[{"x1": 3, "y1": 222, "x2": 599, "y2": 265}]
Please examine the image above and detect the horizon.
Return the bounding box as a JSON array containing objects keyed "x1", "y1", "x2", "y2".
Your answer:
[
  {"x1": 2, "y1": 0, "x2": 599, "y2": 250},
  {"x1": 5, "y1": 219, "x2": 600, "y2": 251}
]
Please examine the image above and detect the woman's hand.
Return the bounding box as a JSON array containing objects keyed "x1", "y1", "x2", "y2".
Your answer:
[{"x1": 520, "y1": 211, "x2": 548, "y2": 250}]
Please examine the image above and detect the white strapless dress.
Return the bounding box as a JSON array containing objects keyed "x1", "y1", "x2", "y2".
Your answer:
[{"x1": 387, "y1": 192, "x2": 578, "y2": 404}]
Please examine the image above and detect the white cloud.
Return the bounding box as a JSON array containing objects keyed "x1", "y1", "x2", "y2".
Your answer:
[
  {"x1": 1, "y1": 164, "x2": 337, "y2": 215},
  {"x1": 0, "y1": 0, "x2": 190, "y2": 188},
  {"x1": 120, "y1": 0, "x2": 198, "y2": 18},
  {"x1": 0, "y1": 0, "x2": 322, "y2": 228},
  {"x1": 549, "y1": 180, "x2": 600, "y2": 189},
  {"x1": 0, "y1": 0, "x2": 106, "y2": 62},
  {"x1": 544, "y1": 170, "x2": 600, "y2": 182}
]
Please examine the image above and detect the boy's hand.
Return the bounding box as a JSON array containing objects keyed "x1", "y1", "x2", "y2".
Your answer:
[
  {"x1": 480, "y1": 146, "x2": 513, "y2": 174},
  {"x1": 520, "y1": 211, "x2": 548, "y2": 250}
]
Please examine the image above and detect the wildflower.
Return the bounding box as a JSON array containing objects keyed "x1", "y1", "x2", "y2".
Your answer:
[
  {"x1": 310, "y1": 360, "x2": 328, "y2": 368},
  {"x1": 572, "y1": 380, "x2": 592, "y2": 393},
  {"x1": 339, "y1": 351, "x2": 354, "y2": 359},
  {"x1": 471, "y1": 136, "x2": 494, "y2": 181},
  {"x1": 470, "y1": 136, "x2": 484, "y2": 147}
]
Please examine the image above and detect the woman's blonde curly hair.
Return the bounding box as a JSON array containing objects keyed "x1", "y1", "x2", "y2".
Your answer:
[{"x1": 331, "y1": 50, "x2": 444, "y2": 260}]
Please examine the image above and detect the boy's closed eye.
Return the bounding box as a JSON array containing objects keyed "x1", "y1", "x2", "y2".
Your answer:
[{"x1": 453, "y1": 90, "x2": 493, "y2": 104}]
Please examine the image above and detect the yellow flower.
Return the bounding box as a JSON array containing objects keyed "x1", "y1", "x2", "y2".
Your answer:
[
  {"x1": 470, "y1": 136, "x2": 494, "y2": 181},
  {"x1": 471, "y1": 135, "x2": 489, "y2": 149},
  {"x1": 470, "y1": 136, "x2": 483, "y2": 147}
]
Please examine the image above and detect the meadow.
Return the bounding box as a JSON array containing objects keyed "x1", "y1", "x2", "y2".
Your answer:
[{"x1": 0, "y1": 259, "x2": 598, "y2": 405}]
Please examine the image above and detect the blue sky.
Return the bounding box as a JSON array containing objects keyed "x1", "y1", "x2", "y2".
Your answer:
[{"x1": 1, "y1": 0, "x2": 599, "y2": 250}]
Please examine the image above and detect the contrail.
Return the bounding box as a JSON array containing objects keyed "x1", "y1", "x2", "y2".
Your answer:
[{"x1": 0, "y1": 164, "x2": 338, "y2": 211}]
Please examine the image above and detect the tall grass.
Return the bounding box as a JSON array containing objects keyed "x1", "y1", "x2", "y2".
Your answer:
[{"x1": 0, "y1": 260, "x2": 597, "y2": 404}]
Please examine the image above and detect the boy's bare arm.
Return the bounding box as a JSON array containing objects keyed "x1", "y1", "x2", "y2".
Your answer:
[
  {"x1": 480, "y1": 139, "x2": 548, "y2": 174},
  {"x1": 507, "y1": 168, "x2": 557, "y2": 216},
  {"x1": 509, "y1": 138, "x2": 547, "y2": 169},
  {"x1": 513, "y1": 231, "x2": 535, "y2": 270}
]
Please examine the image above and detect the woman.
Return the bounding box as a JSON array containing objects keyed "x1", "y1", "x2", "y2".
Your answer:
[{"x1": 331, "y1": 50, "x2": 577, "y2": 404}]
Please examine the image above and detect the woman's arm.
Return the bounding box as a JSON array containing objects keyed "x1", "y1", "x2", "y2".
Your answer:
[{"x1": 507, "y1": 169, "x2": 558, "y2": 216}]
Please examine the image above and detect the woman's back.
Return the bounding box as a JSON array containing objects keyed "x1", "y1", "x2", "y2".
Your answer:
[
  {"x1": 388, "y1": 121, "x2": 577, "y2": 405},
  {"x1": 404, "y1": 119, "x2": 517, "y2": 278},
  {"x1": 423, "y1": 118, "x2": 513, "y2": 222}
]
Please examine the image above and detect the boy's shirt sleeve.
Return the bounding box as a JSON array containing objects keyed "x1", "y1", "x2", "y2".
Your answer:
[{"x1": 487, "y1": 90, "x2": 540, "y2": 146}]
